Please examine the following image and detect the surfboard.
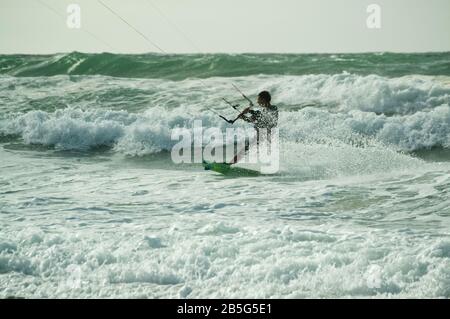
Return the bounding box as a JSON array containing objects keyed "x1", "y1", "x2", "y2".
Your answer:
[{"x1": 202, "y1": 160, "x2": 261, "y2": 177}]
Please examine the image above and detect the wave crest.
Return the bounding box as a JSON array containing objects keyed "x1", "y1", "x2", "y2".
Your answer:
[{"x1": 1, "y1": 104, "x2": 449, "y2": 154}]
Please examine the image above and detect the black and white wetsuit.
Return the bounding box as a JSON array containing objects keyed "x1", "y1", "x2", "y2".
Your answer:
[
  {"x1": 246, "y1": 105, "x2": 278, "y2": 142},
  {"x1": 230, "y1": 105, "x2": 279, "y2": 164}
]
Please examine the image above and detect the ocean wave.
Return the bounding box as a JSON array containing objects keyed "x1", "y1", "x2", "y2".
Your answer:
[
  {"x1": 1, "y1": 51, "x2": 449, "y2": 79},
  {"x1": 274, "y1": 74, "x2": 450, "y2": 115},
  {"x1": 282, "y1": 105, "x2": 450, "y2": 151},
  {"x1": 1, "y1": 73, "x2": 449, "y2": 117},
  {"x1": 1, "y1": 104, "x2": 449, "y2": 154}
]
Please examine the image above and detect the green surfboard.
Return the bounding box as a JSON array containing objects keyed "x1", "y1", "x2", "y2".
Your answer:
[{"x1": 202, "y1": 160, "x2": 261, "y2": 177}]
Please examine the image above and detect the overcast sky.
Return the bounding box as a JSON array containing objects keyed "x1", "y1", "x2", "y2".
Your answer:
[{"x1": 1, "y1": 0, "x2": 449, "y2": 54}]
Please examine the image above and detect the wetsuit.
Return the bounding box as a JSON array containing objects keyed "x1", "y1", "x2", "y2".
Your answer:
[
  {"x1": 246, "y1": 105, "x2": 278, "y2": 143},
  {"x1": 230, "y1": 105, "x2": 278, "y2": 164}
]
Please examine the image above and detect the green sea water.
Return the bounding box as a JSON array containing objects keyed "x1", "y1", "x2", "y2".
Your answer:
[{"x1": 1, "y1": 52, "x2": 449, "y2": 79}]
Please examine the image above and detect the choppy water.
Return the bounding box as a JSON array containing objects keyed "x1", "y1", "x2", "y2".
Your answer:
[{"x1": 0, "y1": 52, "x2": 449, "y2": 298}]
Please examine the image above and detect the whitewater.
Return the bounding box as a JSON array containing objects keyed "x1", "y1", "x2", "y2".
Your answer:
[{"x1": 0, "y1": 52, "x2": 449, "y2": 298}]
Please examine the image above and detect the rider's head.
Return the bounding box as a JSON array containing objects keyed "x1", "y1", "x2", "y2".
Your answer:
[{"x1": 257, "y1": 91, "x2": 271, "y2": 107}]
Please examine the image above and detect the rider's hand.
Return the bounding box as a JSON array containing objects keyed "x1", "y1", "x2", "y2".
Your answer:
[{"x1": 242, "y1": 106, "x2": 251, "y2": 113}]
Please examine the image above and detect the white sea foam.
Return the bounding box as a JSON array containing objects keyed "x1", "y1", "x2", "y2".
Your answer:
[
  {"x1": 1, "y1": 73, "x2": 448, "y2": 153},
  {"x1": 1, "y1": 100, "x2": 448, "y2": 155},
  {"x1": 0, "y1": 143, "x2": 449, "y2": 298},
  {"x1": 1, "y1": 185, "x2": 449, "y2": 298},
  {"x1": 271, "y1": 74, "x2": 450, "y2": 114}
]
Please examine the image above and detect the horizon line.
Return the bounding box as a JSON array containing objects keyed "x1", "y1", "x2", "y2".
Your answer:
[{"x1": 1, "y1": 50, "x2": 450, "y2": 56}]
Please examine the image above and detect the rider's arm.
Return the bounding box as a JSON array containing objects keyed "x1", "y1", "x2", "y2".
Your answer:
[{"x1": 236, "y1": 106, "x2": 254, "y2": 123}]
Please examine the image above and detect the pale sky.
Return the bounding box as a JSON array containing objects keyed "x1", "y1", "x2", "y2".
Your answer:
[{"x1": 1, "y1": 0, "x2": 449, "y2": 54}]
